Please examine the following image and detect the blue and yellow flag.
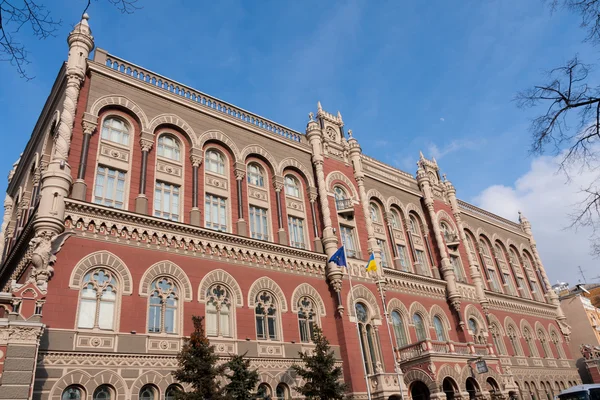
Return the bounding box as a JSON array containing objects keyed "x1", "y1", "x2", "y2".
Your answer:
[
  {"x1": 328, "y1": 246, "x2": 347, "y2": 268},
  {"x1": 365, "y1": 253, "x2": 378, "y2": 272}
]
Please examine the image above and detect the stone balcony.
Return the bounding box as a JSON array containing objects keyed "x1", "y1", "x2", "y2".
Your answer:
[{"x1": 396, "y1": 339, "x2": 495, "y2": 363}]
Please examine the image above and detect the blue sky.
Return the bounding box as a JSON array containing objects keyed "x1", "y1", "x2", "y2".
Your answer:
[{"x1": 0, "y1": 0, "x2": 597, "y2": 284}]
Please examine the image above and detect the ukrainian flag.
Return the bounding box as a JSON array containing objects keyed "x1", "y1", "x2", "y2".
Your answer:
[{"x1": 365, "y1": 253, "x2": 378, "y2": 272}]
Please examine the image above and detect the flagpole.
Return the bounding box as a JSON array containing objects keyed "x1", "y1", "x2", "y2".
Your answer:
[
  {"x1": 375, "y1": 271, "x2": 405, "y2": 400},
  {"x1": 342, "y1": 245, "x2": 373, "y2": 400}
]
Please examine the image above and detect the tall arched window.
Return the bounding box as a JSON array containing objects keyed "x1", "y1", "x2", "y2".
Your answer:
[
  {"x1": 523, "y1": 327, "x2": 536, "y2": 357},
  {"x1": 433, "y1": 315, "x2": 446, "y2": 341},
  {"x1": 157, "y1": 134, "x2": 181, "y2": 161},
  {"x1": 413, "y1": 313, "x2": 427, "y2": 341},
  {"x1": 148, "y1": 277, "x2": 178, "y2": 334},
  {"x1": 409, "y1": 214, "x2": 429, "y2": 276},
  {"x1": 355, "y1": 302, "x2": 381, "y2": 374},
  {"x1": 101, "y1": 117, "x2": 129, "y2": 146},
  {"x1": 284, "y1": 175, "x2": 300, "y2": 197},
  {"x1": 480, "y1": 239, "x2": 501, "y2": 292},
  {"x1": 391, "y1": 310, "x2": 408, "y2": 347},
  {"x1": 507, "y1": 325, "x2": 522, "y2": 356},
  {"x1": 247, "y1": 163, "x2": 265, "y2": 187},
  {"x1": 334, "y1": 185, "x2": 348, "y2": 201},
  {"x1": 276, "y1": 383, "x2": 290, "y2": 400},
  {"x1": 297, "y1": 296, "x2": 316, "y2": 343},
  {"x1": 206, "y1": 150, "x2": 225, "y2": 175},
  {"x1": 391, "y1": 209, "x2": 401, "y2": 229},
  {"x1": 391, "y1": 209, "x2": 411, "y2": 272},
  {"x1": 538, "y1": 329, "x2": 553, "y2": 358},
  {"x1": 257, "y1": 384, "x2": 271, "y2": 399},
  {"x1": 93, "y1": 385, "x2": 113, "y2": 400},
  {"x1": 490, "y1": 324, "x2": 506, "y2": 355},
  {"x1": 468, "y1": 318, "x2": 486, "y2": 344},
  {"x1": 550, "y1": 331, "x2": 565, "y2": 359},
  {"x1": 165, "y1": 385, "x2": 182, "y2": 400},
  {"x1": 62, "y1": 386, "x2": 84, "y2": 400},
  {"x1": 139, "y1": 385, "x2": 157, "y2": 400},
  {"x1": 77, "y1": 269, "x2": 117, "y2": 330},
  {"x1": 255, "y1": 291, "x2": 279, "y2": 341},
  {"x1": 370, "y1": 203, "x2": 380, "y2": 223},
  {"x1": 409, "y1": 215, "x2": 419, "y2": 235},
  {"x1": 205, "y1": 284, "x2": 232, "y2": 338},
  {"x1": 495, "y1": 244, "x2": 517, "y2": 296}
]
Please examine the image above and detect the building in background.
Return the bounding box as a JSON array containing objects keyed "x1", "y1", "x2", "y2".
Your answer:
[{"x1": 0, "y1": 15, "x2": 582, "y2": 400}]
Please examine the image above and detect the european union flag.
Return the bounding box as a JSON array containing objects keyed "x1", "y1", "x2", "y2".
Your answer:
[{"x1": 328, "y1": 246, "x2": 347, "y2": 268}]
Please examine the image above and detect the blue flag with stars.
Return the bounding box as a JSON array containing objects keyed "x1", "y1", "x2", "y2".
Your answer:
[{"x1": 328, "y1": 246, "x2": 347, "y2": 268}]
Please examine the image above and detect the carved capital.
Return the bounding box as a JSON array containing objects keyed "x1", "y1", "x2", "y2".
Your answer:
[
  {"x1": 81, "y1": 114, "x2": 98, "y2": 135},
  {"x1": 234, "y1": 169, "x2": 245, "y2": 181},
  {"x1": 308, "y1": 186, "x2": 318, "y2": 202},
  {"x1": 272, "y1": 176, "x2": 284, "y2": 192},
  {"x1": 140, "y1": 138, "x2": 153, "y2": 152},
  {"x1": 190, "y1": 155, "x2": 203, "y2": 167}
]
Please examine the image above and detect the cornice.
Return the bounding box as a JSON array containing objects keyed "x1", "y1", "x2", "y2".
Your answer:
[
  {"x1": 457, "y1": 200, "x2": 527, "y2": 238},
  {"x1": 64, "y1": 199, "x2": 327, "y2": 276},
  {"x1": 383, "y1": 268, "x2": 447, "y2": 299},
  {"x1": 485, "y1": 290, "x2": 558, "y2": 319}
]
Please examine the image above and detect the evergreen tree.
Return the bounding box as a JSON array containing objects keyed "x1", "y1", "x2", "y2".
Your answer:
[
  {"x1": 222, "y1": 353, "x2": 260, "y2": 400},
  {"x1": 172, "y1": 316, "x2": 224, "y2": 399},
  {"x1": 292, "y1": 326, "x2": 347, "y2": 400}
]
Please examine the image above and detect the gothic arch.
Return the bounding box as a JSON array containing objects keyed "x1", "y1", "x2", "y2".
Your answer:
[
  {"x1": 366, "y1": 189, "x2": 386, "y2": 208},
  {"x1": 520, "y1": 318, "x2": 535, "y2": 335},
  {"x1": 278, "y1": 157, "x2": 315, "y2": 187},
  {"x1": 89, "y1": 94, "x2": 149, "y2": 131},
  {"x1": 291, "y1": 283, "x2": 326, "y2": 316},
  {"x1": 436, "y1": 209, "x2": 459, "y2": 232},
  {"x1": 504, "y1": 316, "x2": 521, "y2": 337},
  {"x1": 388, "y1": 298, "x2": 410, "y2": 320},
  {"x1": 196, "y1": 130, "x2": 241, "y2": 161},
  {"x1": 49, "y1": 370, "x2": 92, "y2": 400},
  {"x1": 409, "y1": 302, "x2": 431, "y2": 330},
  {"x1": 198, "y1": 269, "x2": 243, "y2": 307},
  {"x1": 69, "y1": 251, "x2": 133, "y2": 295},
  {"x1": 347, "y1": 284, "x2": 381, "y2": 321},
  {"x1": 242, "y1": 144, "x2": 278, "y2": 175},
  {"x1": 148, "y1": 113, "x2": 198, "y2": 148},
  {"x1": 139, "y1": 261, "x2": 193, "y2": 301},
  {"x1": 248, "y1": 277, "x2": 288, "y2": 312},
  {"x1": 404, "y1": 368, "x2": 438, "y2": 394},
  {"x1": 88, "y1": 370, "x2": 128, "y2": 400},
  {"x1": 325, "y1": 171, "x2": 359, "y2": 200},
  {"x1": 386, "y1": 196, "x2": 407, "y2": 216},
  {"x1": 429, "y1": 304, "x2": 452, "y2": 333},
  {"x1": 405, "y1": 203, "x2": 429, "y2": 232},
  {"x1": 437, "y1": 364, "x2": 462, "y2": 387},
  {"x1": 130, "y1": 371, "x2": 177, "y2": 399},
  {"x1": 464, "y1": 304, "x2": 487, "y2": 331}
]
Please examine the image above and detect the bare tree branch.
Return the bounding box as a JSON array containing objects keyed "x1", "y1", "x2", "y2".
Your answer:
[{"x1": 550, "y1": 0, "x2": 600, "y2": 44}]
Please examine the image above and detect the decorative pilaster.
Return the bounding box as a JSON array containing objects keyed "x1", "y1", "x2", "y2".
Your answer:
[
  {"x1": 445, "y1": 179, "x2": 489, "y2": 314},
  {"x1": 0, "y1": 195, "x2": 14, "y2": 257},
  {"x1": 519, "y1": 211, "x2": 570, "y2": 338},
  {"x1": 347, "y1": 131, "x2": 381, "y2": 277},
  {"x1": 235, "y1": 165, "x2": 247, "y2": 236},
  {"x1": 273, "y1": 176, "x2": 287, "y2": 245},
  {"x1": 190, "y1": 152, "x2": 202, "y2": 226},
  {"x1": 72, "y1": 113, "x2": 98, "y2": 200},
  {"x1": 306, "y1": 112, "x2": 342, "y2": 312},
  {"x1": 135, "y1": 137, "x2": 153, "y2": 214},
  {"x1": 31, "y1": 14, "x2": 94, "y2": 292},
  {"x1": 416, "y1": 155, "x2": 462, "y2": 324},
  {"x1": 308, "y1": 188, "x2": 323, "y2": 253}
]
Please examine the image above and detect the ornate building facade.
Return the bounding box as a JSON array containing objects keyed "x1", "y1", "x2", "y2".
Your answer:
[{"x1": 0, "y1": 15, "x2": 581, "y2": 400}]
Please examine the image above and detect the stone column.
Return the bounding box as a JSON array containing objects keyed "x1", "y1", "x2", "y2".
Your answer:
[
  {"x1": 71, "y1": 113, "x2": 98, "y2": 200},
  {"x1": 306, "y1": 115, "x2": 342, "y2": 309},
  {"x1": 308, "y1": 188, "x2": 323, "y2": 253},
  {"x1": 416, "y1": 165, "x2": 462, "y2": 322},
  {"x1": 190, "y1": 152, "x2": 202, "y2": 226},
  {"x1": 0, "y1": 195, "x2": 14, "y2": 258},
  {"x1": 135, "y1": 137, "x2": 153, "y2": 214},
  {"x1": 31, "y1": 14, "x2": 94, "y2": 291},
  {"x1": 519, "y1": 212, "x2": 569, "y2": 336},
  {"x1": 445, "y1": 180, "x2": 489, "y2": 313},
  {"x1": 273, "y1": 176, "x2": 288, "y2": 245},
  {"x1": 347, "y1": 132, "x2": 381, "y2": 275},
  {"x1": 235, "y1": 165, "x2": 247, "y2": 237}
]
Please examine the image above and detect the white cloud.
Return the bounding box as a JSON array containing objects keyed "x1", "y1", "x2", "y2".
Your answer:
[
  {"x1": 428, "y1": 138, "x2": 485, "y2": 160},
  {"x1": 440, "y1": 117, "x2": 445, "y2": 122},
  {"x1": 473, "y1": 153, "x2": 599, "y2": 286}
]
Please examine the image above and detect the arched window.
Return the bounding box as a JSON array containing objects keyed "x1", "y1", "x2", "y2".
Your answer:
[
  {"x1": 247, "y1": 163, "x2": 265, "y2": 187},
  {"x1": 468, "y1": 318, "x2": 486, "y2": 344},
  {"x1": 298, "y1": 296, "x2": 316, "y2": 343},
  {"x1": 257, "y1": 383, "x2": 271, "y2": 399},
  {"x1": 413, "y1": 313, "x2": 427, "y2": 341},
  {"x1": 276, "y1": 383, "x2": 290, "y2": 400},
  {"x1": 165, "y1": 385, "x2": 182, "y2": 400},
  {"x1": 391, "y1": 310, "x2": 408, "y2": 347},
  {"x1": 62, "y1": 386, "x2": 83, "y2": 400},
  {"x1": 538, "y1": 329, "x2": 553, "y2": 358},
  {"x1": 139, "y1": 385, "x2": 157, "y2": 400},
  {"x1": 550, "y1": 331, "x2": 565, "y2": 359},
  {"x1": 101, "y1": 117, "x2": 129, "y2": 146},
  {"x1": 523, "y1": 327, "x2": 536, "y2": 357},
  {"x1": 157, "y1": 134, "x2": 181, "y2": 161},
  {"x1": 433, "y1": 315, "x2": 446, "y2": 341},
  {"x1": 285, "y1": 175, "x2": 300, "y2": 197},
  {"x1": 148, "y1": 277, "x2": 178, "y2": 334},
  {"x1": 355, "y1": 302, "x2": 381, "y2": 374},
  {"x1": 370, "y1": 203, "x2": 380, "y2": 223},
  {"x1": 334, "y1": 185, "x2": 348, "y2": 201},
  {"x1": 480, "y1": 239, "x2": 501, "y2": 292},
  {"x1": 206, "y1": 284, "x2": 231, "y2": 338},
  {"x1": 490, "y1": 323, "x2": 506, "y2": 355},
  {"x1": 409, "y1": 215, "x2": 419, "y2": 235},
  {"x1": 93, "y1": 385, "x2": 113, "y2": 400},
  {"x1": 409, "y1": 214, "x2": 429, "y2": 276},
  {"x1": 440, "y1": 222, "x2": 452, "y2": 242},
  {"x1": 507, "y1": 325, "x2": 521, "y2": 356},
  {"x1": 205, "y1": 150, "x2": 225, "y2": 175},
  {"x1": 255, "y1": 291, "x2": 279, "y2": 341},
  {"x1": 77, "y1": 269, "x2": 117, "y2": 330},
  {"x1": 391, "y1": 209, "x2": 401, "y2": 229}
]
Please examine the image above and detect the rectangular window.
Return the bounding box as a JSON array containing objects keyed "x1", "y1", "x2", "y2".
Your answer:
[
  {"x1": 154, "y1": 181, "x2": 180, "y2": 221},
  {"x1": 94, "y1": 166, "x2": 126, "y2": 209},
  {"x1": 530, "y1": 280, "x2": 544, "y2": 301},
  {"x1": 488, "y1": 269, "x2": 502, "y2": 292},
  {"x1": 503, "y1": 273, "x2": 517, "y2": 295},
  {"x1": 340, "y1": 226, "x2": 358, "y2": 258},
  {"x1": 376, "y1": 239, "x2": 388, "y2": 267},
  {"x1": 205, "y1": 194, "x2": 227, "y2": 232},
  {"x1": 288, "y1": 216, "x2": 306, "y2": 249},
  {"x1": 249, "y1": 206, "x2": 269, "y2": 240},
  {"x1": 451, "y1": 255, "x2": 465, "y2": 282},
  {"x1": 396, "y1": 244, "x2": 410, "y2": 272},
  {"x1": 415, "y1": 250, "x2": 429, "y2": 276},
  {"x1": 517, "y1": 276, "x2": 531, "y2": 298}
]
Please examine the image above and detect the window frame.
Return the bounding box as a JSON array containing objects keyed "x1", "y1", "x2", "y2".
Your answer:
[
  {"x1": 147, "y1": 277, "x2": 179, "y2": 335},
  {"x1": 93, "y1": 165, "x2": 127, "y2": 209},
  {"x1": 247, "y1": 162, "x2": 265, "y2": 187},
  {"x1": 433, "y1": 315, "x2": 447, "y2": 341},
  {"x1": 254, "y1": 290, "x2": 280, "y2": 341},
  {"x1": 100, "y1": 116, "x2": 130, "y2": 147},
  {"x1": 205, "y1": 284, "x2": 233, "y2": 338},
  {"x1": 153, "y1": 180, "x2": 181, "y2": 222},
  {"x1": 340, "y1": 225, "x2": 358, "y2": 258},
  {"x1": 249, "y1": 205, "x2": 269, "y2": 241},
  {"x1": 284, "y1": 174, "x2": 301, "y2": 198},
  {"x1": 413, "y1": 313, "x2": 427, "y2": 341},
  {"x1": 157, "y1": 133, "x2": 181, "y2": 162},
  {"x1": 76, "y1": 268, "x2": 118, "y2": 331},
  {"x1": 297, "y1": 295, "x2": 318, "y2": 343},
  {"x1": 288, "y1": 215, "x2": 306, "y2": 249},
  {"x1": 205, "y1": 149, "x2": 226, "y2": 175},
  {"x1": 391, "y1": 310, "x2": 409, "y2": 348},
  {"x1": 205, "y1": 194, "x2": 228, "y2": 232}
]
